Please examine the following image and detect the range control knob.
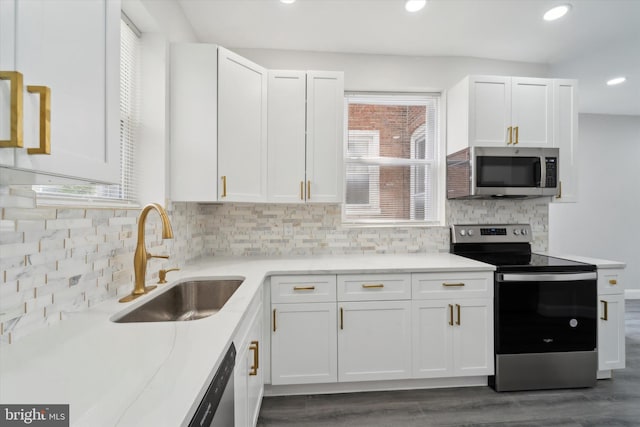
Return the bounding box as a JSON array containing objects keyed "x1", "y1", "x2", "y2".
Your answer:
[
  {"x1": 521, "y1": 229, "x2": 528, "y2": 235},
  {"x1": 514, "y1": 229, "x2": 521, "y2": 235},
  {"x1": 459, "y1": 229, "x2": 466, "y2": 236},
  {"x1": 467, "y1": 229, "x2": 475, "y2": 236}
]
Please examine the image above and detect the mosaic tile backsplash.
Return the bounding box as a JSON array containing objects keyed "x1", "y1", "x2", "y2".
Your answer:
[{"x1": 0, "y1": 184, "x2": 549, "y2": 344}]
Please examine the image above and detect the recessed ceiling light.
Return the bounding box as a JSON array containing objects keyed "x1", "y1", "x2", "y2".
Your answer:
[
  {"x1": 280, "y1": 0, "x2": 296, "y2": 4},
  {"x1": 405, "y1": 0, "x2": 427, "y2": 13},
  {"x1": 543, "y1": 4, "x2": 571, "y2": 21},
  {"x1": 607, "y1": 77, "x2": 627, "y2": 86}
]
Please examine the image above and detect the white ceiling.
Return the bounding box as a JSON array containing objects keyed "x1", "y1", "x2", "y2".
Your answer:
[{"x1": 177, "y1": 0, "x2": 640, "y2": 115}]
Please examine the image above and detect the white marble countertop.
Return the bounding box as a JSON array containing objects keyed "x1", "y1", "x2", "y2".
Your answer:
[{"x1": 0, "y1": 253, "x2": 494, "y2": 427}]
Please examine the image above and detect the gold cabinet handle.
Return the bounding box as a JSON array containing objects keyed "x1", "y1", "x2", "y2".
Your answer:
[
  {"x1": 448, "y1": 304, "x2": 454, "y2": 326},
  {"x1": 300, "y1": 181, "x2": 304, "y2": 200},
  {"x1": 0, "y1": 71, "x2": 24, "y2": 148},
  {"x1": 362, "y1": 283, "x2": 384, "y2": 289},
  {"x1": 442, "y1": 282, "x2": 465, "y2": 287},
  {"x1": 507, "y1": 126, "x2": 513, "y2": 145},
  {"x1": 273, "y1": 308, "x2": 277, "y2": 332},
  {"x1": 221, "y1": 176, "x2": 227, "y2": 198},
  {"x1": 26, "y1": 85, "x2": 51, "y2": 155},
  {"x1": 600, "y1": 300, "x2": 608, "y2": 321},
  {"x1": 340, "y1": 307, "x2": 344, "y2": 330},
  {"x1": 249, "y1": 340, "x2": 259, "y2": 376},
  {"x1": 609, "y1": 279, "x2": 618, "y2": 285},
  {"x1": 307, "y1": 180, "x2": 311, "y2": 200},
  {"x1": 514, "y1": 126, "x2": 519, "y2": 145},
  {"x1": 456, "y1": 304, "x2": 461, "y2": 325},
  {"x1": 293, "y1": 286, "x2": 315, "y2": 291}
]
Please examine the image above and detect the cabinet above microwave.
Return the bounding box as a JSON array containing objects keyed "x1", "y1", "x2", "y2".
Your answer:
[{"x1": 446, "y1": 75, "x2": 578, "y2": 203}]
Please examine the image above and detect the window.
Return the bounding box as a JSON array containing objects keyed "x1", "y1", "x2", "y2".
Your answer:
[
  {"x1": 343, "y1": 93, "x2": 441, "y2": 225},
  {"x1": 33, "y1": 16, "x2": 140, "y2": 204}
]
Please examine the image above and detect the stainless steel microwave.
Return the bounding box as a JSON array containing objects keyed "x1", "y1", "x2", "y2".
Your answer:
[{"x1": 447, "y1": 146, "x2": 559, "y2": 199}]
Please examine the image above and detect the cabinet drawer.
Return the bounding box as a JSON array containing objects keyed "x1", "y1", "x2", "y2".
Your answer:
[
  {"x1": 412, "y1": 272, "x2": 492, "y2": 300},
  {"x1": 598, "y1": 270, "x2": 623, "y2": 295},
  {"x1": 337, "y1": 274, "x2": 411, "y2": 301},
  {"x1": 271, "y1": 275, "x2": 336, "y2": 303}
]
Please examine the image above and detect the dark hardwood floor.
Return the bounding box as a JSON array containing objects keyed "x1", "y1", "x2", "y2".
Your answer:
[{"x1": 258, "y1": 300, "x2": 640, "y2": 427}]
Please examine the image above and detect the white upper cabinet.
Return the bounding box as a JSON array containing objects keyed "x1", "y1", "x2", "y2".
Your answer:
[
  {"x1": 552, "y1": 79, "x2": 579, "y2": 203},
  {"x1": 267, "y1": 70, "x2": 307, "y2": 203},
  {"x1": 0, "y1": 0, "x2": 120, "y2": 184},
  {"x1": 267, "y1": 70, "x2": 344, "y2": 203},
  {"x1": 218, "y1": 47, "x2": 268, "y2": 202},
  {"x1": 448, "y1": 75, "x2": 553, "y2": 154},
  {"x1": 306, "y1": 71, "x2": 344, "y2": 203},
  {"x1": 170, "y1": 43, "x2": 218, "y2": 202}
]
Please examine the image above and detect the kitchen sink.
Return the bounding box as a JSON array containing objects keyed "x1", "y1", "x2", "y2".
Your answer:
[{"x1": 112, "y1": 278, "x2": 244, "y2": 323}]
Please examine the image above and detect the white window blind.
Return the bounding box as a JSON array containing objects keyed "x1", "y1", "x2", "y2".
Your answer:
[
  {"x1": 33, "y1": 16, "x2": 140, "y2": 203},
  {"x1": 343, "y1": 93, "x2": 441, "y2": 225}
]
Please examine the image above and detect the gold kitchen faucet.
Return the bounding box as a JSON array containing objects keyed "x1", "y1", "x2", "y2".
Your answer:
[{"x1": 119, "y1": 203, "x2": 174, "y2": 302}]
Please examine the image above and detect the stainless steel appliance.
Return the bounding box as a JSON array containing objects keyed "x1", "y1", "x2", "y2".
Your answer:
[
  {"x1": 189, "y1": 343, "x2": 235, "y2": 427},
  {"x1": 451, "y1": 224, "x2": 598, "y2": 392},
  {"x1": 447, "y1": 146, "x2": 559, "y2": 199}
]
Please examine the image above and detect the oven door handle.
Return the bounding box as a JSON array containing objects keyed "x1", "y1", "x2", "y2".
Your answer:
[{"x1": 498, "y1": 272, "x2": 597, "y2": 282}]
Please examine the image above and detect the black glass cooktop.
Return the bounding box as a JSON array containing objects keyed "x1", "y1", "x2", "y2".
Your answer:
[{"x1": 451, "y1": 243, "x2": 596, "y2": 273}]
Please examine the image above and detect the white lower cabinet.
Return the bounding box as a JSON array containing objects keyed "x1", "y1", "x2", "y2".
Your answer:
[
  {"x1": 598, "y1": 293, "x2": 625, "y2": 371},
  {"x1": 271, "y1": 302, "x2": 337, "y2": 385},
  {"x1": 235, "y1": 301, "x2": 263, "y2": 427},
  {"x1": 412, "y1": 299, "x2": 493, "y2": 378},
  {"x1": 597, "y1": 268, "x2": 626, "y2": 373},
  {"x1": 338, "y1": 300, "x2": 412, "y2": 382}
]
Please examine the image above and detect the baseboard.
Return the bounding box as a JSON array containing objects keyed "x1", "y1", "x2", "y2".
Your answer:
[
  {"x1": 625, "y1": 289, "x2": 640, "y2": 300},
  {"x1": 264, "y1": 376, "x2": 488, "y2": 397}
]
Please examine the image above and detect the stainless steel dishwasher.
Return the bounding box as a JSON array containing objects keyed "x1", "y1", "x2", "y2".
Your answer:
[{"x1": 188, "y1": 343, "x2": 236, "y2": 427}]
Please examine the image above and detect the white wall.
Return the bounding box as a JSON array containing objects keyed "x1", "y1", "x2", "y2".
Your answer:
[
  {"x1": 549, "y1": 114, "x2": 640, "y2": 294},
  {"x1": 234, "y1": 48, "x2": 548, "y2": 92}
]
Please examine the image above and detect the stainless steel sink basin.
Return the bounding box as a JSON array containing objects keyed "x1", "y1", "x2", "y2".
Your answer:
[{"x1": 113, "y1": 279, "x2": 244, "y2": 323}]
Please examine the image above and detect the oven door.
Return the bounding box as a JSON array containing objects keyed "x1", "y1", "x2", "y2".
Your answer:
[{"x1": 495, "y1": 272, "x2": 597, "y2": 354}]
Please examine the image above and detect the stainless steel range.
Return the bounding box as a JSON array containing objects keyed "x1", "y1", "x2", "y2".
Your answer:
[{"x1": 450, "y1": 224, "x2": 598, "y2": 392}]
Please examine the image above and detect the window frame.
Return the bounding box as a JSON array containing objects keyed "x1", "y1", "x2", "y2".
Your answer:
[{"x1": 342, "y1": 92, "x2": 444, "y2": 227}]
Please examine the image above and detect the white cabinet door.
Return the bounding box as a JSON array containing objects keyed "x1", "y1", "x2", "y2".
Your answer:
[
  {"x1": 218, "y1": 47, "x2": 267, "y2": 202},
  {"x1": 598, "y1": 293, "x2": 626, "y2": 371},
  {"x1": 511, "y1": 78, "x2": 553, "y2": 147},
  {"x1": 452, "y1": 299, "x2": 494, "y2": 376},
  {"x1": 552, "y1": 79, "x2": 579, "y2": 202},
  {"x1": 170, "y1": 43, "x2": 218, "y2": 202},
  {"x1": 1, "y1": 0, "x2": 120, "y2": 184},
  {"x1": 413, "y1": 299, "x2": 493, "y2": 379},
  {"x1": 412, "y1": 300, "x2": 453, "y2": 378},
  {"x1": 306, "y1": 71, "x2": 344, "y2": 203},
  {"x1": 247, "y1": 312, "x2": 263, "y2": 427},
  {"x1": 338, "y1": 301, "x2": 412, "y2": 382},
  {"x1": 267, "y1": 70, "x2": 306, "y2": 203},
  {"x1": 468, "y1": 76, "x2": 512, "y2": 147},
  {"x1": 271, "y1": 303, "x2": 338, "y2": 385}
]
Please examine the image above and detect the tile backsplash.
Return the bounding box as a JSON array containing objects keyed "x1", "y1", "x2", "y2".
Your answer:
[{"x1": 0, "y1": 185, "x2": 549, "y2": 344}]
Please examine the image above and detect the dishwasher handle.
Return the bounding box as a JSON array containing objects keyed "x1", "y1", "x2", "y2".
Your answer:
[{"x1": 498, "y1": 272, "x2": 597, "y2": 282}]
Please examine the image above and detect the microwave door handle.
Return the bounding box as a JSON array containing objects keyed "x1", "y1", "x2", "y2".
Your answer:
[
  {"x1": 536, "y1": 159, "x2": 544, "y2": 187},
  {"x1": 540, "y1": 158, "x2": 547, "y2": 188}
]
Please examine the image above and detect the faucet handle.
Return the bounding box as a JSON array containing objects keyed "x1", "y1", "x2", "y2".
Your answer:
[
  {"x1": 158, "y1": 268, "x2": 180, "y2": 284},
  {"x1": 148, "y1": 253, "x2": 170, "y2": 259}
]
